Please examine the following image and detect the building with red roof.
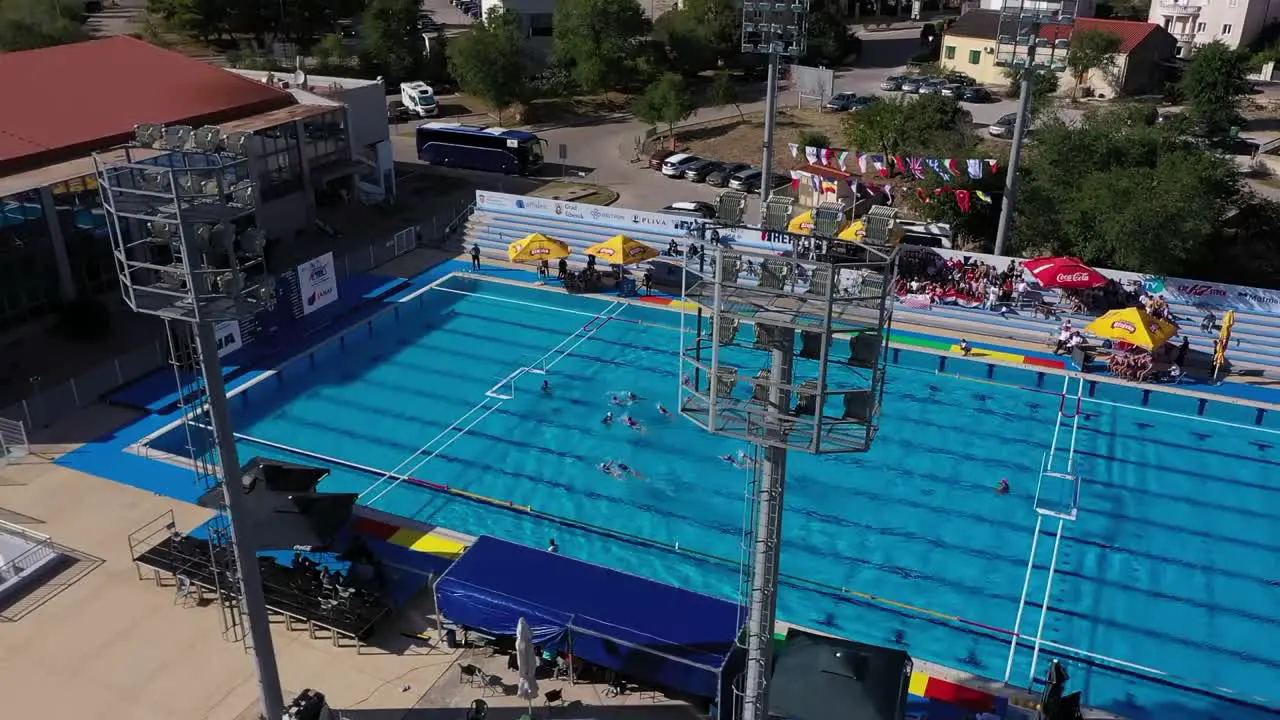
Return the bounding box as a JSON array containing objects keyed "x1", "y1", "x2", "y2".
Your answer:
[
  {"x1": 941, "y1": 10, "x2": 1176, "y2": 98},
  {"x1": 0, "y1": 37, "x2": 392, "y2": 334}
]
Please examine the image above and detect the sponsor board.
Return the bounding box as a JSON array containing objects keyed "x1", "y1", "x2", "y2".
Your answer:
[
  {"x1": 297, "y1": 252, "x2": 339, "y2": 316},
  {"x1": 473, "y1": 191, "x2": 694, "y2": 231},
  {"x1": 214, "y1": 320, "x2": 243, "y2": 357}
]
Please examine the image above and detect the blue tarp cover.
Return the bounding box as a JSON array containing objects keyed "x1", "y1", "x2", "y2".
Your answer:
[{"x1": 436, "y1": 536, "x2": 743, "y2": 700}]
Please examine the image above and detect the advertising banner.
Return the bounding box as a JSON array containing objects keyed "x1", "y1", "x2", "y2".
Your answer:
[
  {"x1": 474, "y1": 191, "x2": 701, "y2": 233},
  {"x1": 297, "y1": 252, "x2": 339, "y2": 316},
  {"x1": 213, "y1": 320, "x2": 243, "y2": 357}
]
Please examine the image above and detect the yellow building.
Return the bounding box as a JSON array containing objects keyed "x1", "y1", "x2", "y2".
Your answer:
[{"x1": 939, "y1": 10, "x2": 1176, "y2": 98}]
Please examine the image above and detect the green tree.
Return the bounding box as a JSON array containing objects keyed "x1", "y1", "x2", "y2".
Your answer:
[
  {"x1": 358, "y1": 0, "x2": 424, "y2": 82},
  {"x1": 0, "y1": 0, "x2": 87, "y2": 51},
  {"x1": 553, "y1": 0, "x2": 650, "y2": 92},
  {"x1": 1067, "y1": 29, "x2": 1122, "y2": 98},
  {"x1": 1180, "y1": 41, "x2": 1252, "y2": 134},
  {"x1": 804, "y1": 0, "x2": 861, "y2": 66},
  {"x1": 841, "y1": 94, "x2": 974, "y2": 159},
  {"x1": 1013, "y1": 106, "x2": 1246, "y2": 274},
  {"x1": 709, "y1": 69, "x2": 743, "y2": 120},
  {"x1": 633, "y1": 73, "x2": 696, "y2": 149},
  {"x1": 314, "y1": 33, "x2": 348, "y2": 66},
  {"x1": 447, "y1": 8, "x2": 528, "y2": 120},
  {"x1": 652, "y1": 9, "x2": 717, "y2": 76},
  {"x1": 1003, "y1": 67, "x2": 1060, "y2": 103}
]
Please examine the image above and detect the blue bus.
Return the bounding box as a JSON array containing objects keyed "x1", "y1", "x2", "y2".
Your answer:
[{"x1": 415, "y1": 122, "x2": 545, "y2": 175}]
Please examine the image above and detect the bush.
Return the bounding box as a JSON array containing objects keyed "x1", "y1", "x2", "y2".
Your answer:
[
  {"x1": 798, "y1": 131, "x2": 831, "y2": 148},
  {"x1": 52, "y1": 297, "x2": 112, "y2": 343}
]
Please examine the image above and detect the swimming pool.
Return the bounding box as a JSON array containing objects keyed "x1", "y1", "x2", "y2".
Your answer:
[{"x1": 149, "y1": 274, "x2": 1280, "y2": 718}]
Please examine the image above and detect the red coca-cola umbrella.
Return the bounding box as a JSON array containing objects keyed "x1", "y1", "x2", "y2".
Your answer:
[{"x1": 1024, "y1": 256, "x2": 1108, "y2": 289}]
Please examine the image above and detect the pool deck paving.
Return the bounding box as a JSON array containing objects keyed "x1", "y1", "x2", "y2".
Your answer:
[{"x1": 2, "y1": 249, "x2": 1265, "y2": 720}]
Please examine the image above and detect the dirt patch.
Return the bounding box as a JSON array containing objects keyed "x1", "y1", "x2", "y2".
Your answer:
[{"x1": 668, "y1": 109, "x2": 848, "y2": 170}]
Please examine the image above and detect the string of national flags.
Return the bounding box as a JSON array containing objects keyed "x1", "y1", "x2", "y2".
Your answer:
[{"x1": 787, "y1": 143, "x2": 1002, "y2": 212}]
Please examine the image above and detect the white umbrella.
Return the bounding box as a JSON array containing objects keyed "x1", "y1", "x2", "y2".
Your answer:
[{"x1": 516, "y1": 617, "x2": 540, "y2": 715}]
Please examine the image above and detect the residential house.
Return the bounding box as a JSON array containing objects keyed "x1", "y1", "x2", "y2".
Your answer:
[
  {"x1": 940, "y1": 10, "x2": 1176, "y2": 97},
  {"x1": 1148, "y1": 0, "x2": 1280, "y2": 58}
]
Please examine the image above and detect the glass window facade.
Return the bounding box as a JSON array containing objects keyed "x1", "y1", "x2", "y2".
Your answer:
[
  {"x1": 52, "y1": 175, "x2": 116, "y2": 297},
  {"x1": 259, "y1": 121, "x2": 303, "y2": 202},
  {"x1": 302, "y1": 110, "x2": 349, "y2": 168},
  {"x1": 0, "y1": 190, "x2": 61, "y2": 331}
]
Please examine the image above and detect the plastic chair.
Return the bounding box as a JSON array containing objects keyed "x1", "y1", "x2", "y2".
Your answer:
[{"x1": 459, "y1": 663, "x2": 481, "y2": 687}]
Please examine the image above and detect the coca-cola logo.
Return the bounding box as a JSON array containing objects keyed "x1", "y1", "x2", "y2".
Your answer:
[
  {"x1": 1175, "y1": 283, "x2": 1226, "y2": 298},
  {"x1": 1111, "y1": 320, "x2": 1137, "y2": 333},
  {"x1": 1057, "y1": 272, "x2": 1092, "y2": 283}
]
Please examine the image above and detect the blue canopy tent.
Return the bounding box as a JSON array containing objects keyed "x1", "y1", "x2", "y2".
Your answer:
[{"x1": 435, "y1": 536, "x2": 745, "y2": 718}]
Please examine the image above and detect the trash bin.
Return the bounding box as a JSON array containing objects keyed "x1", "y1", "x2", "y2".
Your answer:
[
  {"x1": 619, "y1": 278, "x2": 637, "y2": 297},
  {"x1": 444, "y1": 628, "x2": 458, "y2": 649}
]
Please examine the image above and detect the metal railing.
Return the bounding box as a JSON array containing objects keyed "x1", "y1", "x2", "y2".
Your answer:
[
  {"x1": 0, "y1": 204, "x2": 474, "y2": 435},
  {"x1": 0, "y1": 519, "x2": 55, "y2": 584},
  {"x1": 0, "y1": 417, "x2": 30, "y2": 460}
]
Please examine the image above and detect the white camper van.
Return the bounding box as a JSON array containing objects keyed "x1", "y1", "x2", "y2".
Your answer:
[{"x1": 399, "y1": 81, "x2": 439, "y2": 118}]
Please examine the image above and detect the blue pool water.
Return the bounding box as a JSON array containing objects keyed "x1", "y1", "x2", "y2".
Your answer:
[{"x1": 153, "y1": 275, "x2": 1280, "y2": 718}]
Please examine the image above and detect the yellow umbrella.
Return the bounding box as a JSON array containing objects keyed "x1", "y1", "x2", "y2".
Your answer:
[
  {"x1": 1215, "y1": 309, "x2": 1235, "y2": 371},
  {"x1": 585, "y1": 235, "x2": 659, "y2": 266},
  {"x1": 1085, "y1": 307, "x2": 1179, "y2": 351},
  {"x1": 508, "y1": 233, "x2": 569, "y2": 263},
  {"x1": 787, "y1": 211, "x2": 814, "y2": 235},
  {"x1": 837, "y1": 219, "x2": 866, "y2": 242}
]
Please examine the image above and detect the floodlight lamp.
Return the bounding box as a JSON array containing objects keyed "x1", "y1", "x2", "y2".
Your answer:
[
  {"x1": 163, "y1": 125, "x2": 193, "y2": 150},
  {"x1": 134, "y1": 124, "x2": 163, "y2": 147},
  {"x1": 217, "y1": 271, "x2": 246, "y2": 297},
  {"x1": 232, "y1": 187, "x2": 256, "y2": 208},
  {"x1": 149, "y1": 220, "x2": 174, "y2": 240},
  {"x1": 222, "y1": 131, "x2": 252, "y2": 157},
  {"x1": 238, "y1": 228, "x2": 266, "y2": 256},
  {"x1": 193, "y1": 126, "x2": 223, "y2": 152}
]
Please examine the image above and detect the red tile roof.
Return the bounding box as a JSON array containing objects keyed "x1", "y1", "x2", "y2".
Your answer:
[
  {"x1": 0, "y1": 36, "x2": 295, "y2": 175},
  {"x1": 1042, "y1": 18, "x2": 1160, "y2": 54}
]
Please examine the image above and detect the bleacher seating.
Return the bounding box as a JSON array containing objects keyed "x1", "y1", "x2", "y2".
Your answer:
[
  {"x1": 459, "y1": 207, "x2": 1280, "y2": 375},
  {"x1": 135, "y1": 532, "x2": 392, "y2": 641}
]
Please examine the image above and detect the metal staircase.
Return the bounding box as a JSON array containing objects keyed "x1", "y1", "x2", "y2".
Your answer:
[{"x1": 166, "y1": 319, "x2": 246, "y2": 647}]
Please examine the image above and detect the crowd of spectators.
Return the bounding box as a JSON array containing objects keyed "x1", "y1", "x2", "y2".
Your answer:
[{"x1": 895, "y1": 253, "x2": 1024, "y2": 310}]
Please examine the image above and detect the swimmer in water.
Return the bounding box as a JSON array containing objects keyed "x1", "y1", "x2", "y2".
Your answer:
[
  {"x1": 656, "y1": 402, "x2": 671, "y2": 417},
  {"x1": 624, "y1": 415, "x2": 643, "y2": 430},
  {"x1": 735, "y1": 449, "x2": 755, "y2": 467},
  {"x1": 599, "y1": 460, "x2": 615, "y2": 475},
  {"x1": 627, "y1": 391, "x2": 639, "y2": 403},
  {"x1": 611, "y1": 394, "x2": 626, "y2": 406},
  {"x1": 997, "y1": 478, "x2": 1010, "y2": 495},
  {"x1": 602, "y1": 411, "x2": 614, "y2": 425},
  {"x1": 542, "y1": 379, "x2": 552, "y2": 393},
  {"x1": 681, "y1": 374, "x2": 693, "y2": 388}
]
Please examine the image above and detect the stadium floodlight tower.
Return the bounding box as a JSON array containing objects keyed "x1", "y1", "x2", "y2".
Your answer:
[
  {"x1": 678, "y1": 204, "x2": 898, "y2": 720},
  {"x1": 94, "y1": 124, "x2": 284, "y2": 720},
  {"x1": 992, "y1": 0, "x2": 1075, "y2": 256},
  {"x1": 741, "y1": 0, "x2": 809, "y2": 223}
]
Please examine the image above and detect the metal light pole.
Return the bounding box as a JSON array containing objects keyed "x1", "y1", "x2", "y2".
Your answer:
[
  {"x1": 96, "y1": 125, "x2": 285, "y2": 720},
  {"x1": 991, "y1": 0, "x2": 1076, "y2": 257},
  {"x1": 744, "y1": 2, "x2": 807, "y2": 225},
  {"x1": 679, "y1": 234, "x2": 896, "y2": 720},
  {"x1": 758, "y1": 53, "x2": 782, "y2": 220}
]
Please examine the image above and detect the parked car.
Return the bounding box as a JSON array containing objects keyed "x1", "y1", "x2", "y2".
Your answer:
[
  {"x1": 880, "y1": 75, "x2": 907, "y2": 91},
  {"x1": 826, "y1": 92, "x2": 860, "y2": 111},
  {"x1": 917, "y1": 78, "x2": 948, "y2": 95},
  {"x1": 662, "y1": 201, "x2": 719, "y2": 219},
  {"x1": 900, "y1": 76, "x2": 927, "y2": 93},
  {"x1": 685, "y1": 159, "x2": 726, "y2": 182},
  {"x1": 944, "y1": 72, "x2": 977, "y2": 87},
  {"x1": 387, "y1": 100, "x2": 413, "y2": 123},
  {"x1": 661, "y1": 153, "x2": 701, "y2": 178},
  {"x1": 707, "y1": 162, "x2": 751, "y2": 187},
  {"x1": 743, "y1": 172, "x2": 790, "y2": 195},
  {"x1": 846, "y1": 95, "x2": 879, "y2": 111},
  {"x1": 648, "y1": 149, "x2": 676, "y2": 170},
  {"x1": 989, "y1": 113, "x2": 1024, "y2": 138},
  {"x1": 727, "y1": 167, "x2": 762, "y2": 191},
  {"x1": 939, "y1": 84, "x2": 963, "y2": 97},
  {"x1": 960, "y1": 86, "x2": 993, "y2": 103}
]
